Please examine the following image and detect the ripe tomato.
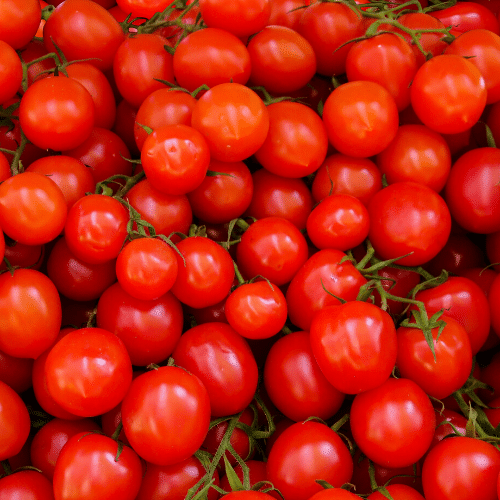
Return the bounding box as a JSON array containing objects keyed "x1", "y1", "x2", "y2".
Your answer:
[
  {"x1": 141, "y1": 124, "x2": 210, "y2": 196},
  {"x1": 190, "y1": 82, "x2": 269, "y2": 162},
  {"x1": 267, "y1": 420, "x2": 353, "y2": 500},
  {"x1": 170, "y1": 236, "x2": 235, "y2": 309},
  {"x1": 367, "y1": 181, "x2": 451, "y2": 266},
  {"x1": 286, "y1": 248, "x2": 367, "y2": 331},
  {"x1": 64, "y1": 194, "x2": 129, "y2": 265},
  {"x1": 264, "y1": 331, "x2": 345, "y2": 422},
  {"x1": 350, "y1": 378, "x2": 436, "y2": 468},
  {"x1": 422, "y1": 436, "x2": 500, "y2": 500},
  {"x1": 254, "y1": 101, "x2": 328, "y2": 179},
  {"x1": 310, "y1": 301, "x2": 397, "y2": 394},
  {"x1": 322, "y1": 81, "x2": 399, "y2": 158},
  {"x1": 410, "y1": 54, "x2": 487, "y2": 134},
  {"x1": 19, "y1": 75, "x2": 95, "y2": 151},
  {"x1": 45, "y1": 327, "x2": 133, "y2": 417},
  {"x1": 43, "y1": 0, "x2": 125, "y2": 71},
  {"x1": 121, "y1": 366, "x2": 211, "y2": 466},
  {"x1": 116, "y1": 0, "x2": 175, "y2": 18},
  {"x1": 225, "y1": 280, "x2": 287, "y2": 340},
  {"x1": 0, "y1": 269, "x2": 61, "y2": 359},
  {"x1": 0, "y1": 40, "x2": 22, "y2": 105},
  {"x1": 236, "y1": 217, "x2": 309, "y2": 286},
  {"x1": 0, "y1": 470, "x2": 54, "y2": 500},
  {"x1": 96, "y1": 282, "x2": 183, "y2": 366},
  {"x1": 0, "y1": 171, "x2": 67, "y2": 245},
  {"x1": 172, "y1": 322, "x2": 259, "y2": 416},
  {"x1": 52, "y1": 432, "x2": 143, "y2": 500},
  {"x1": 368, "y1": 485, "x2": 425, "y2": 500},
  {"x1": 247, "y1": 25, "x2": 316, "y2": 94},
  {"x1": 267, "y1": 0, "x2": 307, "y2": 30},
  {"x1": 173, "y1": 28, "x2": 251, "y2": 91},
  {"x1": 0, "y1": 380, "x2": 31, "y2": 461}
]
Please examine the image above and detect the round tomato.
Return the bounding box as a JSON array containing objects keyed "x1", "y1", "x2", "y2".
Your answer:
[
  {"x1": 121, "y1": 366, "x2": 211, "y2": 466},
  {"x1": 0, "y1": 40, "x2": 22, "y2": 105},
  {"x1": 0, "y1": 470, "x2": 54, "y2": 500},
  {"x1": 116, "y1": 0, "x2": 175, "y2": 18}
]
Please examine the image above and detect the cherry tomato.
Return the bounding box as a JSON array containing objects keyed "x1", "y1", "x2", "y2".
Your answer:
[
  {"x1": 350, "y1": 377, "x2": 436, "y2": 468},
  {"x1": 116, "y1": 0, "x2": 175, "y2": 18},
  {"x1": 368, "y1": 485, "x2": 425, "y2": 500},
  {"x1": 0, "y1": 470, "x2": 54, "y2": 500},
  {"x1": 121, "y1": 366, "x2": 211, "y2": 465},
  {"x1": 267, "y1": 0, "x2": 308, "y2": 30},
  {"x1": 0, "y1": 40, "x2": 23, "y2": 105},
  {"x1": 172, "y1": 322, "x2": 259, "y2": 416}
]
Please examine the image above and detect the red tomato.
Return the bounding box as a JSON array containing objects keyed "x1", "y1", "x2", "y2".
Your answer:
[
  {"x1": 113, "y1": 33, "x2": 175, "y2": 108},
  {"x1": 225, "y1": 280, "x2": 288, "y2": 340},
  {"x1": 264, "y1": 331, "x2": 345, "y2": 422},
  {"x1": 428, "y1": 409, "x2": 468, "y2": 454},
  {"x1": 307, "y1": 491, "x2": 362, "y2": 500},
  {"x1": 115, "y1": 237, "x2": 178, "y2": 301},
  {"x1": 346, "y1": 33, "x2": 418, "y2": 111},
  {"x1": 19, "y1": 75, "x2": 95, "y2": 151},
  {"x1": 64, "y1": 194, "x2": 129, "y2": 265},
  {"x1": 368, "y1": 485, "x2": 425, "y2": 500},
  {"x1": 0, "y1": 40, "x2": 22, "y2": 105},
  {"x1": 0, "y1": 470, "x2": 54, "y2": 500},
  {"x1": 286, "y1": 248, "x2": 367, "y2": 331},
  {"x1": 0, "y1": 0, "x2": 40, "y2": 49},
  {"x1": 247, "y1": 25, "x2": 316, "y2": 94},
  {"x1": 445, "y1": 147, "x2": 500, "y2": 234},
  {"x1": 0, "y1": 171, "x2": 67, "y2": 245},
  {"x1": 322, "y1": 81, "x2": 399, "y2": 158},
  {"x1": 350, "y1": 378, "x2": 436, "y2": 468},
  {"x1": 45, "y1": 327, "x2": 133, "y2": 417},
  {"x1": 0, "y1": 349, "x2": 33, "y2": 394},
  {"x1": 96, "y1": 282, "x2": 183, "y2": 366},
  {"x1": 310, "y1": 301, "x2": 397, "y2": 394},
  {"x1": 376, "y1": 124, "x2": 452, "y2": 192},
  {"x1": 141, "y1": 124, "x2": 210, "y2": 196},
  {"x1": 367, "y1": 181, "x2": 452, "y2": 267},
  {"x1": 172, "y1": 322, "x2": 259, "y2": 416},
  {"x1": 267, "y1": 0, "x2": 308, "y2": 30},
  {"x1": 52, "y1": 432, "x2": 143, "y2": 500},
  {"x1": 134, "y1": 88, "x2": 197, "y2": 151},
  {"x1": 254, "y1": 101, "x2": 328, "y2": 178},
  {"x1": 0, "y1": 380, "x2": 31, "y2": 461},
  {"x1": 170, "y1": 236, "x2": 235, "y2": 309},
  {"x1": 266, "y1": 420, "x2": 353, "y2": 500},
  {"x1": 0, "y1": 269, "x2": 61, "y2": 359},
  {"x1": 173, "y1": 28, "x2": 251, "y2": 91},
  {"x1": 30, "y1": 417, "x2": 102, "y2": 480},
  {"x1": 198, "y1": 0, "x2": 271, "y2": 38},
  {"x1": 311, "y1": 153, "x2": 382, "y2": 206},
  {"x1": 236, "y1": 217, "x2": 309, "y2": 286},
  {"x1": 187, "y1": 159, "x2": 254, "y2": 224},
  {"x1": 190, "y1": 82, "x2": 269, "y2": 162},
  {"x1": 121, "y1": 366, "x2": 211, "y2": 465},
  {"x1": 410, "y1": 54, "x2": 487, "y2": 134},
  {"x1": 43, "y1": 0, "x2": 125, "y2": 71},
  {"x1": 422, "y1": 436, "x2": 500, "y2": 500},
  {"x1": 116, "y1": 0, "x2": 175, "y2": 18},
  {"x1": 306, "y1": 194, "x2": 370, "y2": 251}
]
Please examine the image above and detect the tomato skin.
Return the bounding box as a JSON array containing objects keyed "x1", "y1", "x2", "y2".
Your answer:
[
  {"x1": 396, "y1": 316, "x2": 473, "y2": 399},
  {"x1": 172, "y1": 322, "x2": 259, "y2": 417},
  {"x1": 254, "y1": 101, "x2": 328, "y2": 179},
  {"x1": 422, "y1": 436, "x2": 500, "y2": 500},
  {"x1": 307, "y1": 491, "x2": 361, "y2": 500},
  {"x1": 236, "y1": 217, "x2": 309, "y2": 286},
  {"x1": 0, "y1": 348, "x2": 33, "y2": 394},
  {"x1": 264, "y1": 331, "x2": 345, "y2": 422},
  {"x1": 64, "y1": 194, "x2": 130, "y2": 265},
  {"x1": 266, "y1": 420, "x2": 353, "y2": 500},
  {"x1": 173, "y1": 28, "x2": 251, "y2": 92},
  {"x1": 43, "y1": 0, "x2": 125, "y2": 71},
  {"x1": 116, "y1": 0, "x2": 175, "y2": 19},
  {"x1": 286, "y1": 248, "x2": 367, "y2": 331},
  {"x1": 52, "y1": 432, "x2": 143, "y2": 500},
  {"x1": 171, "y1": 236, "x2": 235, "y2": 309},
  {"x1": 367, "y1": 181, "x2": 451, "y2": 267},
  {"x1": 247, "y1": 25, "x2": 316, "y2": 94},
  {"x1": 121, "y1": 366, "x2": 211, "y2": 466},
  {"x1": 0, "y1": 380, "x2": 31, "y2": 461},
  {"x1": 0, "y1": 40, "x2": 23, "y2": 105},
  {"x1": 0, "y1": 470, "x2": 54, "y2": 500},
  {"x1": 368, "y1": 484, "x2": 425, "y2": 500},
  {"x1": 0, "y1": 0, "x2": 41, "y2": 50},
  {"x1": 350, "y1": 378, "x2": 436, "y2": 469},
  {"x1": 410, "y1": 54, "x2": 487, "y2": 134},
  {"x1": 96, "y1": 282, "x2": 183, "y2": 366},
  {"x1": 0, "y1": 269, "x2": 61, "y2": 359},
  {"x1": 191, "y1": 82, "x2": 269, "y2": 162},
  {"x1": 45, "y1": 327, "x2": 133, "y2": 417},
  {"x1": 0, "y1": 171, "x2": 68, "y2": 246},
  {"x1": 444, "y1": 147, "x2": 500, "y2": 234},
  {"x1": 310, "y1": 301, "x2": 397, "y2": 394},
  {"x1": 322, "y1": 81, "x2": 399, "y2": 158}
]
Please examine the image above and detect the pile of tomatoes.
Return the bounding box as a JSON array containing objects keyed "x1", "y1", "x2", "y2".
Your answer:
[{"x1": 2, "y1": 0, "x2": 500, "y2": 498}]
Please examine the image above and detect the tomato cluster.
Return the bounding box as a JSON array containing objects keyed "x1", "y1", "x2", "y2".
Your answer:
[{"x1": 2, "y1": 0, "x2": 500, "y2": 499}]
